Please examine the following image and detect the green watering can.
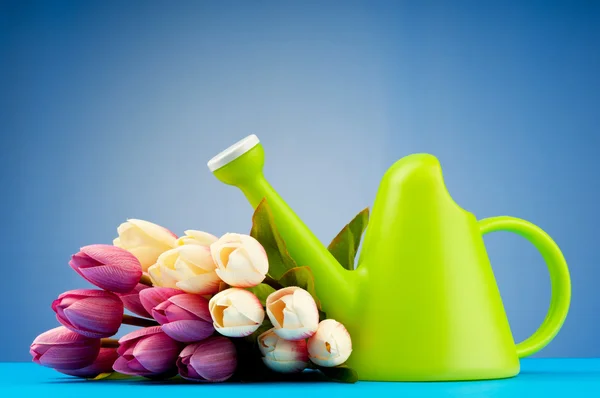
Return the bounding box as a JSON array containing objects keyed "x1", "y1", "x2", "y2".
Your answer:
[{"x1": 207, "y1": 135, "x2": 571, "y2": 382}]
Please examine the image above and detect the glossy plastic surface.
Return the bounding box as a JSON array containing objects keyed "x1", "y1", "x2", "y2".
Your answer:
[{"x1": 211, "y1": 145, "x2": 571, "y2": 381}]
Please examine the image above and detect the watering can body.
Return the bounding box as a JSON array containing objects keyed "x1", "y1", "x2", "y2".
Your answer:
[{"x1": 208, "y1": 135, "x2": 571, "y2": 382}]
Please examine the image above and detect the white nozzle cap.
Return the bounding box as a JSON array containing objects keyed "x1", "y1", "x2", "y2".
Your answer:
[{"x1": 207, "y1": 134, "x2": 260, "y2": 172}]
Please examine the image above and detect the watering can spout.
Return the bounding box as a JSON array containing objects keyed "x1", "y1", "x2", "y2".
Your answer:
[{"x1": 208, "y1": 135, "x2": 357, "y2": 321}]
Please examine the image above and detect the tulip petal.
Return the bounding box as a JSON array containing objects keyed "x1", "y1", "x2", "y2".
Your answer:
[
  {"x1": 117, "y1": 283, "x2": 152, "y2": 318},
  {"x1": 291, "y1": 289, "x2": 319, "y2": 330},
  {"x1": 214, "y1": 323, "x2": 260, "y2": 338},
  {"x1": 139, "y1": 287, "x2": 184, "y2": 315},
  {"x1": 177, "y1": 230, "x2": 218, "y2": 247},
  {"x1": 189, "y1": 337, "x2": 236, "y2": 382},
  {"x1": 132, "y1": 332, "x2": 180, "y2": 373},
  {"x1": 162, "y1": 320, "x2": 214, "y2": 342},
  {"x1": 80, "y1": 244, "x2": 142, "y2": 274},
  {"x1": 167, "y1": 294, "x2": 212, "y2": 321},
  {"x1": 118, "y1": 325, "x2": 163, "y2": 345},
  {"x1": 58, "y1": 348, "x2": 118, "y2": 378},
  {"x1": 215, "y1": 268, "x2": 265, "y2": 288},
  {"x1": 78, "y1": 265, "x2": 140, "y2": 293},
  {"x1": 176, "y1": 273, "x2": 221, "y2": 295},
  {"x1": 273, "y1": 327, "x2": 316, "y2": 341},
  {"x1": 263, "y1": 358, "x2": 307, "y2": 374},
  {"x1": 113, "y1": 356, "x2": 144, "y2": 376},
  {"x1": 126, "y1": 219, "x2": 178, "y2": 242}
]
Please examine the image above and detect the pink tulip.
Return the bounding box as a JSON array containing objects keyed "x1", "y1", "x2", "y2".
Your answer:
[
  {"x1": 138, "y1": 287, "x2": 184, "y2": 315},
  {"x1": 177, "y1": 337, "x2": 237, "y2": 382},
  {"x1": 153, "y1": 294, "x2": 214, "y2": 342},
  {"x1": 69, "y1": 244, "x2": 142, "y2": 293},
  {"x1": 52, "y1": 289, "x2": 124, "y2": 338},
  {"x1": 117, "y1": 283, "x2": 152, "y2": 318},
  {"x1": 113, "y1": 326, "x2": 181, "y2": 377},
  {"x1": 57, "y1": 347, "x2": 118, "y2": 378},
  {"x1": 30, "y1": 326, "x2": 101, "y2": 370}
]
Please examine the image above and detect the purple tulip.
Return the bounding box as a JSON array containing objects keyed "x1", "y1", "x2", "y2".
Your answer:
[
  {"x1": 52, "y1": 289, "x2": 124, "y2": 338},
  {"x1": 138, "y1": 287, "x2": 184, "y2": 315},
  {"x1": 153, "y1": 294, "x2": 214, "y2": 343},
  {"x1": 113, "y1": 326, "x2": 181, "y2": 377},
  {"x1": 57, "y1": 347, "x2": 118, "y2": 378},
  {"x1": 30, "y1": 326, "x2": 101, "y2": 370},
  {"x1": 177, "y1": 337, "x2": 237, "y2": 382},
  {"x1": 117, "y1": 283, "x2": 152, "y2": 318},
  {"x1": 69, "y1": 244, "x2": 142, "y2": 293}
]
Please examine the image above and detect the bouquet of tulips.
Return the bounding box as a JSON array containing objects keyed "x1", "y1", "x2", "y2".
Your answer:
[{"x1": 30, "y1": 200, "x2": 363, "y2": 383}]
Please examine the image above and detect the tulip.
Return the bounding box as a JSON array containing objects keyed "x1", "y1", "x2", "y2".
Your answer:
[
  {"x1": 116, "y1": 283, "x2": 152, "y2": 319},
  {"x1": 148, "y1": 245, "x2": 220, "y2": 295},
  {"x1": 208, "y1": 288, "x2": 264, "y2": 337},
  {"x1": 177, "y1": 337, "x2": 236, "y2": 382},
  {"x1": 176, "y1": 230, "x2": 218, "y2": 247},
  {"x1": 30, "y1": 326, "x2": 101, "y2": 370},
  {"x1": 52, "y1": 289, "x2": 124, "y2": 338},
  {"x1": 210, "y1": 233, "x2": 268, "y2": 287},
  {"x1": 307, "y1": 319, "x2": 352, "y2": 367},
  {"x1": 152, "y1": 294, "x2": 214, "y2": 342},
  {"x1": 57, "y1": 347, "x2": 118, "y2": 378},
  {"x1": 113, "y1": 219, "x2": 177, "y2": 272},
  {"x1": 139, "y1": 287, "x2": 185, "y2": 315},
  {"x1": 265, "y1": 287, "x2": 319, "y2": 341},
  {"x1": 69, "y1": 244, "x2": 142, "y2": 293},
  {"x1": 258, "y1": 328, "x2": 308, "y2": 373},
  {"x1": 113, "y1": 326, "x2": 181, "y2": 378}
]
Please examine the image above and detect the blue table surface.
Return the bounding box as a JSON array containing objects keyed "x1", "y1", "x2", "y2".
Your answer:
[{"x1": 1, "y1": 359, "x2": 599, "y2": 397}]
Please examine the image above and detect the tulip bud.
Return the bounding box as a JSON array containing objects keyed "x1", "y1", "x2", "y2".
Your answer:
[
  {"x1": 52, "y1": 289, "x2": 124, "y2": 338},
  {"x1": 265, "y1": 287, "x2": 319, "y2": 341},
  {"x1": 113, "y1": 219, "x2": 177, "y2": 273},
  {"x1": 148, "y1": 245, "x2": 221, "y2": 295},
  {"x1": 113, "y1": 326, "x2": 181, "y2": 378},
  {"x1": 177, "y1": 337, "x2": 237, "y2": 382},
  {"x1": 210, "y1": 233, "x2": 268, "y2": 287},
  {"x1": 69, "y1": 244, "x2": 142, "y2": 293},
  {"x1": 208, "y1": 288, "x2": 264, "y2": 337},
  {"x1": 57, "y1": 347, "x2": 118, "y2": 378},
  {"x1": 258, "y1": 328, "x2": 308, "y2": 373},
  {"x1": 307, "y1": 319, "x2": 352, "y2": 367},
  {"x1": 30, "y1": 326, "x2": 101, "y2": 370},
  {"x1": 176, "y1": 230, "x2": 218, "y2": 247},
  {"x1": 152, "y1": 294, "x2": 214, "y2": 343},
  {"x1": 116, "y1": 283, "x2": 152, "y2": 319},
  {"x1": 139, "y1": 287, "x2": 185, "y2": 315}
]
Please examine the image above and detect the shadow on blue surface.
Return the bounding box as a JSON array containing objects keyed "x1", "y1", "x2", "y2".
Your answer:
[{"x1": 2, "y1": 359, "x2": 599, "y2": 397}]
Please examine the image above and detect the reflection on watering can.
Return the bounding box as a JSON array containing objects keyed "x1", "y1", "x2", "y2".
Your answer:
[{"x1": 207, "y1": 135, "x2": 571, "y2": 382}]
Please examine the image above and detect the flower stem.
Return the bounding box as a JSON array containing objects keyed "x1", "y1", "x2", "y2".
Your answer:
[
  {"x1": 139, "y1": 274, "x2": 153, "y2": 286},
  {"x1": 122, "y1": 314, "x2": 159, "y2": 327},
  {"x1": 264, "y1": 275, "x2": 284, "y2": 290},
  {"x1": 101, "y1": 338, "x2": 120, "y2": 348}
]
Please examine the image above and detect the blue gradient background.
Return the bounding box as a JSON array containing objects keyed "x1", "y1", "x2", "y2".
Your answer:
[{"x1": 1, "y1": 0, "x2": 598, "y2": 361}]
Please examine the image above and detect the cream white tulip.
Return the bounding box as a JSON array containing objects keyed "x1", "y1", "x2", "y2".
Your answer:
[
  {"x1": 113, "y1": 219, "x2": 177, "y2": 272},
  {"x1": 210, "y1": 233, "x2": 268, "y2": 288},
  {"x1": 266, "y1": 287, "x2": 319, "y2": 341},
  {"x1": 176, "y1": 230, "x2": 218, "y2": 247},
  {"x1": 209, "y1": 288, "x2": 265, "y2": 337},
  {"x1": 148, "y1": 245, "x2": 220, "y2": 295},
  {"x1": 258, "y1": 328, "x2": 308, "y2": 373},
  {"x1": 308, "y1": 319, "x2": 352, "y2": 367}
]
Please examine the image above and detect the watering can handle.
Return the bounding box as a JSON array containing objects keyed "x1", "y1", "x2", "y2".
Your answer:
[{"x1": 479, "y1": 216, "x2": 571, "y2": 358}]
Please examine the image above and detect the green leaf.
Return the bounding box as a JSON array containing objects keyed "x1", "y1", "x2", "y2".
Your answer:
[
  {"x1": 278, "y1": 266, "x2": 321, "y2": 309},
  {"x1": 88, "y1": 372, "x2": 138, "y2": 381},
  {"x1": 247, "y1": 283, "x2": 276, "y2": 306},
  {"x1": 250, "y1": 199, "x2": 298, "y2": 280},
  {"x1": 315, "y1": 365, "x2": 359, "y2": 384},
  {"x1": 327, "y1": 208, "x2": 369, "y2": 270}
]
